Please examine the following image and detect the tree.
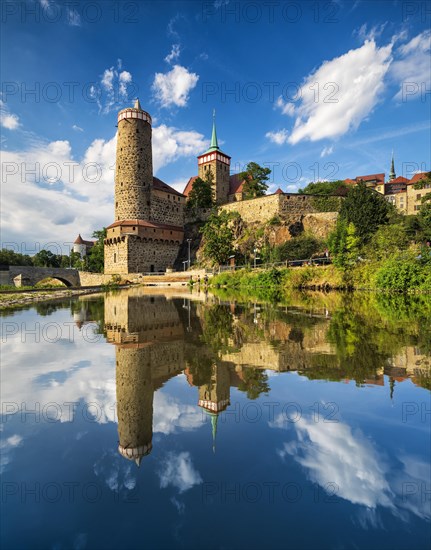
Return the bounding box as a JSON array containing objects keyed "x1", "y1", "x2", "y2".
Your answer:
[
  {"x1": 86, "y1": 229, "x2": 106, "y2": 273},
  {"x1": 186, "y1": 171, "x2": 215, "y2": 215},
  {"x1": 200, "y1": 211, "x2": 239, "y2": 266},
  {"x1": 33, "y1": 250, "x2": 61, "y2": 267},
  {"x1": 339, "y1": 182, "x2": 393, "y2": 245},
  {"x1": 328, "y1": 220, "x2": 360, "y2": 268},
  {"x1": 299, "y1": 180, "x2": 348, "y2": 195},
  {"x1": 239, "y1": 162, "x2": 271, "y2": 199},
  {"x1": 414, "y1": 172, "x2": 431, "y2": 239},
  {"x1": 0, "y1": 249, "x2": 33, "y2": 266}
]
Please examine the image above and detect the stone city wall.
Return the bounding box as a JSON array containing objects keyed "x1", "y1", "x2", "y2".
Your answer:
[{"x1": 151, "y1": 190, "x2": 184, "y2": 226}]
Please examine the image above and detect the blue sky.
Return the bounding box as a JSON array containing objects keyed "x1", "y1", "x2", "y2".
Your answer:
[{"x1": 1, "y1": 0, "x2": 430, "y2": 252}]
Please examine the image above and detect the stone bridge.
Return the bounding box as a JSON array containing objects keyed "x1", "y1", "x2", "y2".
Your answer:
[{"x1": 6, "y1": 266, "x2": 81, "y2": 287}]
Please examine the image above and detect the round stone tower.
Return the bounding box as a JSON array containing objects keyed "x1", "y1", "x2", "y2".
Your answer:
[{"x1": 115, "y1": 99, "x2": 152, "y2": 221}]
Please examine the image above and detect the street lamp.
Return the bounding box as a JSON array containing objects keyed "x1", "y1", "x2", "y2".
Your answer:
[{"x1": 187, "y1": 239, "x2": 192, "y2": 269}]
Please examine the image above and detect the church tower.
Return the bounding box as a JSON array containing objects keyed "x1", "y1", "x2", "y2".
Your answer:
[{"x1": 197, "y1": 111, "x2": 231, "y2": 204}]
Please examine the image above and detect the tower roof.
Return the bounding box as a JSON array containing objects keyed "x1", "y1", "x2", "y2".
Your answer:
[
  {"x1": 389, "y1": 151, "x2": 396, "y2": 181},
  {"x1": 134, "y1": 98, "x2": 142, "y2": 110},
  {"x1": 203, "y1": 110, "x2": 222, "y2": 154}
]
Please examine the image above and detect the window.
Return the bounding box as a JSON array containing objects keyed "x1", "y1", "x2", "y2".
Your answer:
[
  {"x1": 114, "y1": 253, "x2": 117, "y2": 263},
  {"x1": 416, "y1": 194, "x2": 422, "y2": 200},
  {"x1": 132, "y1": 226, "x2": 135, "y2": 230},
  {"x1": 414, "y1": 205, "x2": 421, "y2": 211}
]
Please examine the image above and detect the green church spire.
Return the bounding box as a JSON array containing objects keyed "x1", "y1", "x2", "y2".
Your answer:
[
  {"x1": 204, "y1": 110, "x2": 220, "y2": 154},
  {"x1": 389, "y1": 151, "x2": 396, "y2": 181},
  {"x1": 210, "y1": 109, "x2": 219, "y2": 150}
]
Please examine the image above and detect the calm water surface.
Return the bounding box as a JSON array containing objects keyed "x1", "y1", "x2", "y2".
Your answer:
[{"x1": 1, "y1": 288, "x2": 430, "y2": 550}]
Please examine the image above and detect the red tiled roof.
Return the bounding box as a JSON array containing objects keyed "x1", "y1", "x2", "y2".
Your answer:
[
  {"x1": 388, "y1": 176, "x2": 409, "y2": 184},
  {"x1": 152, "y1": 176, "x2": 185, "y2": 197},
  {"x1": 229, "y1": 173, "x2": 247, "y2": 195},
  {"x1": 274, "y1": 187, "x2": 284, "y2": 194},
  {"x1": 355, "y1": 173, "x2": 385, "y2": 184},
  {"x1": 408, "y1": 172, "x2": 429, "y2": 185},
  {"x1": 183, "y1": 176, "x2": 198, "y2": 197},
  {"x1": 74, "y1": 234, "x2": 94, "y2": 246},
  {"x1": 106, "y1": 219, "x2": 184, "y2": 232},
  {"x1": 344, "y1": 178, "x2": 356, "y2": 185}
]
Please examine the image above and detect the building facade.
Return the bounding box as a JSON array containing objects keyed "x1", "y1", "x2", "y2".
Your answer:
[{"x1": 104, "y1": 100, "x2": 186, "y2": 274}]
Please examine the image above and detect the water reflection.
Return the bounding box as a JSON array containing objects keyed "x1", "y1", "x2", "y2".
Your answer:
[{"x1": 1, "y1": 288, "x2": 430, "y2": 549}]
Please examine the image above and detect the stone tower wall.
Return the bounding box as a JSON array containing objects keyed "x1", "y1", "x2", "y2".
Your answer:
[
  {"x1": 115, "y1": 110, "x2": 153, "y2": 221},
  {"x1": 151, "y1": 189, "x2": 184, "y2": 226},
  {"x1": 198, "y1": 161, "x2": 230, "y2": 205}
]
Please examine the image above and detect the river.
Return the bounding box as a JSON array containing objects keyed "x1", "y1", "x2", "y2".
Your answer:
[{"x1": 1, "y1": 288, "x2": 430, "y2": 549}]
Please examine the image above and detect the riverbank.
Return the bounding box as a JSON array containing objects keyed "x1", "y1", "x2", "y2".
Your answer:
[
  {"x1": 210, "y1": 262, "x2": 431, "y2": 297},
  {"x1": 0, "y1": 286, "x2": 111, "y2": 311}
]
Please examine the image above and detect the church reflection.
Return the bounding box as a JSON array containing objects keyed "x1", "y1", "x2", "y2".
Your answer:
[{"x1": 102, "y1": 289, "x2": 430, "y2": 466}]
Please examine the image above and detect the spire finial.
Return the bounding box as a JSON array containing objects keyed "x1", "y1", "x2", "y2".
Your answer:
[
  {"x1": 210, "y1": 110, "x2": 219, "y2": 151},
  {"x1": 389, "y1": 150, "x2": 396, "y2": 181},
  {"x1": 134, "y1": 98, "x2": 142, "y2": 110}
]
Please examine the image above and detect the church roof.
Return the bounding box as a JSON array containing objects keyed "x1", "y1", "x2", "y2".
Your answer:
[{"x1": 152, "y1": 176, "x2": 185, "y2": 197}]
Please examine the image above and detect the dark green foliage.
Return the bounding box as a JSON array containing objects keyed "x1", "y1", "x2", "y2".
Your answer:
[
  {"x1": 186, "y1": 172, "x2": 215, "y2": 215},
  {"x1": 375, "y1": 254, "x2": 431, "y2": 291},
  {"x1": 299, "y1": 180, "x2": 347, "y2": 195},
  {"x1": 328, "y1": 220, "x2": 360, "y2": 268},
  {"x1": 310, "y1": 195, "x2": 343, "y2": 212},
  {"x1": 33, "y1": 250, "x2": 61, "y2": 267},
  {"x1": 339, "y1": 182, "x2": 393, "y2": 245},
  {"x1": 239, "y1": 162, "x2": 271, "y2": 199},
  {"x1": 237, "y1": 368, "x2": 270, "y2": 399},
  {"x1": 86, "y1": 229, "x2": 106, "y2": 273},
  {"x1": 268, "y1": 235, "x2": 323, "y2": 263},
  {"x1": 0, "y1": 249, "x2": 33, "y2": 266},
  {"x1": 200, "y1": 211, "x2": 239, "y2": 265}
]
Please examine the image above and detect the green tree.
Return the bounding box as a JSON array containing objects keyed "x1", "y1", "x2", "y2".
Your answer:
[
  {"x1": 186, "y1": 171, "x2": 215, "y2": 214},
  {"x1": 299, "y1": 180, "x2": 347, "y2": 195},
  {"x1": 239, "y1": 162, "x2": 271, "y2": 199},
  {"x1": 339, "y1": 182, "x2": 393, "y2": 245},
  {"x1": 0, "y1": 249, "x2": 33, "y2": 266},
  {"x1": 86, "y1": 229, "x2": 106, "y2": 273},
  {"x1": 33, "y1": 250, "x2": 61, "y2": 267},
  {"x1": 328, "y1": 220, "x2": 360, "y2": 268},
  {"x1": 200, "y1": 211, "x2": 239, "y2": 266}
]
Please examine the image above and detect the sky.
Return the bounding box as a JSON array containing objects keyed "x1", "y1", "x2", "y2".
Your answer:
[{"x1": 1, "y1": 0, "x2": 430, "y2": 253}]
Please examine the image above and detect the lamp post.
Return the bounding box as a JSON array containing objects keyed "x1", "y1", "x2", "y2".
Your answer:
[{"x1": 187, "y1": 239, "x2": 192, "y2": 269}]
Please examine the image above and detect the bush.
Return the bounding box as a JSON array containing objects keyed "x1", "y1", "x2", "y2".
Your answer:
[{"x1": 375, "y1": 255, "x2": 429, "y2": 291}]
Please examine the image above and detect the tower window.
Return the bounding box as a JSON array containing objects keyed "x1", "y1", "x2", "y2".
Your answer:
[
  {"x1": 114, "y1": 253, "x2": 117, "y2": 263},
  {"x1": 132, "y1": 226, "x2": 135, "y2": 230}
]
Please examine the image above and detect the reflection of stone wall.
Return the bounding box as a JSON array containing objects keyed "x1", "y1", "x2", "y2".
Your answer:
[{"x1": 116, "y1": 348, "x2": 153, "y2": 462}]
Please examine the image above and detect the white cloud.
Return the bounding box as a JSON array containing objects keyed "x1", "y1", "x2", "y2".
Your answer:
[
  {"x1": 284, "y1": 40, "x2": 392, "y2": 144},
  {"x1": 275, "y1": 96, "x2": 295, "y2": 116},
  {"x1": 1, "y1": 119, "x2": 206, "y2": 247},
  {"x1": 153, "y1": 391, "x2": 203, "y2": 435},
  {"x1": 265, "y1": 129, "x2": 289, "y2": 145},
  {"x1": 152, "y1": 65, "x2": 199, "y2": 108},
  {"x1": 391, "y1": 30, "x2": 431, "y2": 101},
  {"x1": 0, "y1": 100, "x2": 20, "y2": 130},
  {"x1": 152, "y1": 124, "x2": 207, "y2": 172},
  {"x1": 274, "y1": 415, "x2": 431, "y2": 520},
  {"x1": 96, "y1": 61, "x2": 135, "y2": 114},
  {"x1": 101, "y1": 67, "x2": 115, "y2": 92},
  {"x1": 158, "y1": 452, "x2": 202, "y2": 493},
  {"x1": 354, "y1": 22, "x2": 387, "y2": 42},
  {"x1": 67, "y1": 8, "x2": 81, "y2": 26},
  {"x1": 72, "y1": 125, "x2": 84, "y2": 132},
  {"x1": 165, "y1": 44, "x2": 181, "y2": 64},
  {"x1": 320, "y1": 145, "x2": 334, "y2": 157}
]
